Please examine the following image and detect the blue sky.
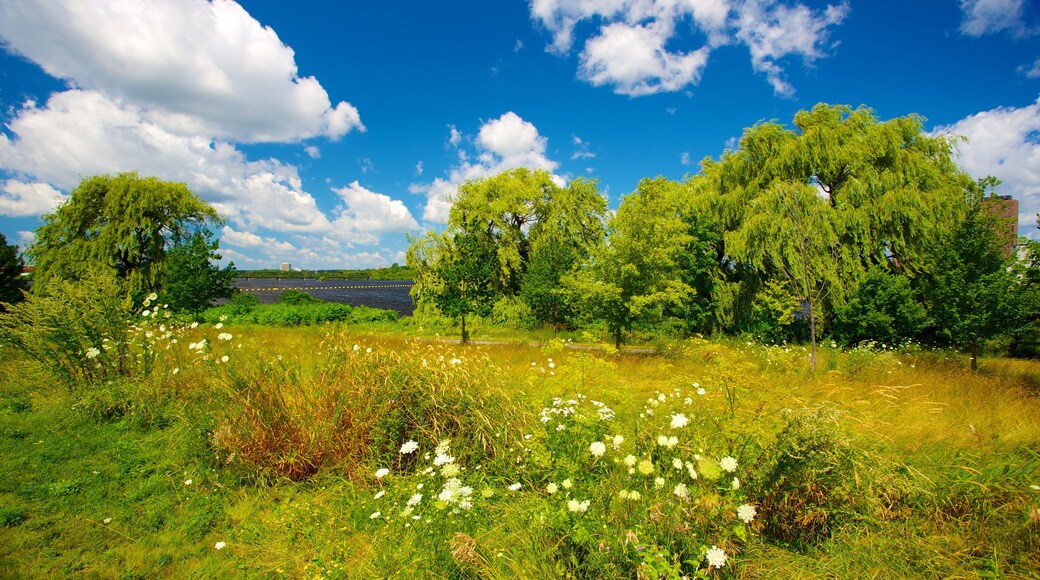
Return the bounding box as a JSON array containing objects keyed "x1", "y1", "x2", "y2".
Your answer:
[{"x1": 1, "y1": 0, "x2": 1038, "y2": 269}]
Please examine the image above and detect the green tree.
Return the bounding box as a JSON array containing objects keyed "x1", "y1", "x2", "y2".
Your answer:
[
  {"x1": 919, "y1": 188, "x2": 1012, "y2": 370},
  {"x1": 725, "y1": 182, "x2": 841, "y2": 369},
  {"x1": 407, "y1": 230, "x2": 497, "y2": 343},
  {"x1": 0, "y1": 232, "x2": 28, "y2": 310},
  {"x1": 29, "y1": 172, "x2": 220, "y2": 299},
  {"x1": 564, "y1": 177, "x2": 692, "y2": 349},
  {"x1": 831, "y1": 267, "x2": 928, "y2": 347},
  {"x1": 163, "y1": 229, "x2": 236, "y2": 320}
]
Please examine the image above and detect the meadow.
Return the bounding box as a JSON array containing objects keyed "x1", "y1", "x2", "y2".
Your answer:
[{"x1": 0, "y1": 312, "x2": 1038, "y2": 578}]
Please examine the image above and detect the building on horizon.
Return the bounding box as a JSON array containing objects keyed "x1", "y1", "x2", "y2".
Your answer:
[
  {"x1": 279, "y1": 262, "x2": 292, "y2": 272},
  {"x1": 981, "y1": 195, "x2": 1019, "y2": 257}
]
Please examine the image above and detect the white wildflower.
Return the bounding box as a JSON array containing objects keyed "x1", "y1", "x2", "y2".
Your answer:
[
  {"x1": 546, "y1": 483, "x2": 558, "y2": 494},
  {"x1": 589, "y1": 441, "x2": 606, "y2": 457},
  {"x1": 407, "y1": 493, "x2": 423, "y2": 506},
  {"x1": 720, "y1": 456, "x2": 738, "y2": 473},
  {"x1": 567, "y1": 499, "x2": 590, "y2": 513},
  {"x1": 214, "y1": 541, "x2": 227, "y2": 550},
  {"x1": 508, "y1": 482, "x2": 522, "y2": 491},
  {"x1": 400, "y1": 440, "x2": 419, "y2": 454},
  {"x1": 85, "y1": 347, "x2": 101, "y2": 359},
  {"x1": 374, "y1": 490, "x2": 385, "y2": 499},
  {"x1": 369, "y1": 511, "x2": 381, "y2": 519},
  {"x1": 217, "y1": 333, "x2": 233, "y2": 341},
  {"x1": 705, "y1": 545, "x2": 727, "y2": 568},
  {"x1": 612, "y1": 434, "x2": 624, "y2": 449},
  {"x1": 737, "y1": 504, "x2": 757, "y2": 523},
  {"x1": 673, "y1": 483, "x2": 689, "y2": 498},
  {"x1": 375, "y1": 468, "x2": 390, "y2": 479},
  {"x1": 670, "y1": 413, "x2": 689, "y2": 429}
]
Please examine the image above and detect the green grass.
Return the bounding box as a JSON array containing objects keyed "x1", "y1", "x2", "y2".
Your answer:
[{"x1": 1, "y1": 327, "x2": 1038, "y2": 578}]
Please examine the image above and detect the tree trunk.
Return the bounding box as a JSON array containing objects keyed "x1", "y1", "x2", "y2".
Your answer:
[
  {"x1": 461, "y1": 312, "x2": 468, "y2": 344},
  {"x1": 808, "y1": 302, "x2": 818, "y2": 371},
  {"x1": 970, "y1": 343, "x2": 978, "y2": 371},
  {"x1": 614, "y1": 327, "x2": 622, "y2": 351}
]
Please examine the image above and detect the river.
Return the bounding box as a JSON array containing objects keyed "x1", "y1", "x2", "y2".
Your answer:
[{"x1": 233, "y1": 279, "x2": 415, "y2": 316}]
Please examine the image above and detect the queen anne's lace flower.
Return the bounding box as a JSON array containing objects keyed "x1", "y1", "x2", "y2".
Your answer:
[
  {"x1": 670, "y1": 413, "x2": 689, "y2": 429},
  {"x1": 567, "y1": 499, "x2": 590, "y2": 512},
  {"x1": 706, "y1": 545, "x2": 727, "y2": 568},
  {"x1": 720, "y1": 456, "x2": 738, "y2": 473},
  {"x1": 589, "y1": 441, "x2": 606, "y2": 457},
  {"x1": 400, "y1": 440, "x2": 419, "y2": 454},
  {"x1": 375, "y1": 468, "x2": 389, "y2": 479},
  {"x1": 737, "y1": 503, "x2": 757, "y2": 523}
]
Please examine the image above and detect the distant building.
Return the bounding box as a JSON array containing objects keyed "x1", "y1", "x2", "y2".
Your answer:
[
  {"x1": 981, "y1": 195, "x2": 1019, "y2": 256},
  {"x1": 279, "y1": 262, "x2": 292, "y2": 272}
]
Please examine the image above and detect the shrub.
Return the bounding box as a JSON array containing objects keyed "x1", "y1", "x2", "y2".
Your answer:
[
  {"x1": 832, "y1": 268, "x2": 928, "y2": 347},
  {"x1": 208, "y1": 337, "x2": 521, "y2": 481}
]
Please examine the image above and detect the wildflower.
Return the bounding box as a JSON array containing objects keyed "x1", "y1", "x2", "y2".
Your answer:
[
  {"x1": 546, "y1": 483, "x2": 559, "y2": 494},
  {"x1": 567, "y1": 499, "x2": 590, "y2": 513},
  {"x1": 85, "y1": 347, "x2": 101, "y2": 359},
  {"x1": 657, "y1": 435, "x2": 678, "y2": 448},
  {"x1": 627, "y1": 490, "x2": 641, "y2": 500},
  {"x1": 375, "y1": 468, "x2": 390, "y2": 479},
  {"x1": 654, "y1": 477, "x2": 665, "y2": 488},
  {"x1": 705, "y1": 545, "x2": 727, "y2": 568},
  {"x1": 673, "y1": 483, "x2": 689, "y2": 498},
  {"x1": 685, "y1": 462, "x2": 698, "y2": 480},
  {"x1": 435, "y1": 439, "x2": 451, "y2": 455},
  {"x1": 623, "y1": 455, "x2": 637, "y2": 467},
  {"x1": 214, "y1": 323, "x2": 223, "y2": 330},
  {"x1": 731, "y1": 477, "x2": 740, "y2": 490},
  {"x1": 214, "y1": 541, "x2": 227, "y2": 550},
  {"x1": 221, "y1": 355, "x2": 229, "y2": 363},
  {"x1": 637, "y1": 459, "x2": 654, "y2": 475},
  {"x1": 103, "y1": 517, "x2": 112, "y2": 524},
  {"x1": 370, "y1": 511, "x2": 381, "y2": 519},
  {"x1": 697, "y1": 387, "x2": 706, "y2": 396},
  {"x1": 217, "y1": 333, "x2": 232, "y2": 341},
  {"x1": 367, "y1": 347, "x2": 372, "y2": 353},
  {"x1": 618, "y1": 489, "x2": 629, "y2": 499},
  {"x1": 433, "y1": 453, "x2": 454, "y2": 466},
  {"x1": 612, "y1": 434, "x2": 624, "y2": 449},
  {"x1": 670, "y1": 413, "x2": 689, "y2": 429},
  {"x1": 184, "y1": 479, "x2": 193, "y2": 486},
  {"x1": 508, "y1": 482, "x2": 522, "y2": 491},
  {"x1": 589, "y1": 441, "x2": 606, "y2": 457},
  {"x1": 173, "y1": 368, "x2": 179, "y2": 375},
  {"x1": 657, "y1": 393, "x2": 666, "y2": 402},
  {"x1": 720, "y1": 456, "x2": 738, "y2": 473},
  {"x1": 548, "y1": 361, "x2": 555, "y2": 369},
  {"x1": 353, "y1": 344, "x2": 360, "y2": 351},
  {"x1": 400, "y1": 440, "x2": 419, "y2": 454},
  {"x1": 440, "y1": 463, "x2": 460, "y2": 477},
  {"x1": 374, "y1": 490, "x2": 385, "y2": 499},
  {"x1": 142, "y1": 310, "x2": 151, "y2": 318},
  {"x1": 561, "y1": 478, "x2": 572, "y2": 489},
  {"x1": 407, "y1": 493, "x2": 423, "y2": 506},
  {"x1": 672, "y1": 458, "x2": 683, "y2": 470},
  {"x1": 190, "y1": 322, "x2": 199, "y2": 329},
  {"x1": 737, "y1": 504, "x2": 757, "y2": 523}
]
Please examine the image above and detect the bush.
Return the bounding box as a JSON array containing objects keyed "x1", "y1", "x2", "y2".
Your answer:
[
  {"x1": 748, "y1": 407, "x2": 867, "y2": 549},
  {"x1": 203, "y1": 300, "x2": 398, "y2": 327},
  {"x1": 832, "y1": 268, "x2": 928, "y2": 347},
  {"x1": 208, "y1": 336, "x2": 520, "y2": 481}
]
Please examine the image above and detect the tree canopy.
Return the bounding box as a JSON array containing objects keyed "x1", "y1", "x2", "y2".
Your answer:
[
  {"x1": 0, "y1": 232, "x2": 28, "y2": 310},
  {"x1": 29, "y1": 172, "x2": 221, "y2": 299}
]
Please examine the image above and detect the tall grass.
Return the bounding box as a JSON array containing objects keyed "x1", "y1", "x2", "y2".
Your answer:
[{"x1": 1, "y1": 317, "x2": 1038, "y2": 577}]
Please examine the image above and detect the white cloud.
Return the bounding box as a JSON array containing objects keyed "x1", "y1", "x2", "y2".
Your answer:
[
  {"x1": 959, "y1": 0, "x2": 1029, "y2": 37},
  {"x1": 680, "y1": 151, "x2": 692, "y2": 165},
  {"x1": 0, "y1": 90, "x2": 417, "y2": 265},
  {"x1": 1018, "y1": 58, "x2": 1040, "y2": 78},
  {"x1": 734, "y1": 0, "x2": 849, "y2": 96},
  {"x1": 0, "y1": 180, "x2": 66, "y2": 217},
  {"x1": 416, "y1": 161, "x2": 424, "y2": 176},
  {"x1": 305, "y1": 145, "x2": 321, "y2": 159},
  {"x1": 331, "y1": 181, "x2": 421, "y2": 242},
  {"x1": 413, "y1": 112, "x2": 560, "y2": 223},
  {"x1": 932, "y1": 97, "x2": 1040, "y2": 234},
  {"x1": 530, "y1": 0, "x2": 848, "y2": 96},
  {"x1": 579, "y1": 21, "x2": 711, "y2": 96},
  {"x1": 0, "y1": 0, "x2": 363, "y2": 143},
  {"x1": 448, "y1": 125, "x2": 462, "y2": 147},
  {"x1": 16, "y1": 231, "x2": 34, "y2": 247},
  {"x1": 221, "y1": 225, "x2": 296, "y2": 253}
]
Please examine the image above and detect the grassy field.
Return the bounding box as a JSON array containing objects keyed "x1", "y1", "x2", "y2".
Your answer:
[{"x1": 1, "y1": 322, "x2": 1038, "y2": 578}]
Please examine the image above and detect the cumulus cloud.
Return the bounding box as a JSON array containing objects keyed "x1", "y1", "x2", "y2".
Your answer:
[
  {"x1": 1018, "y1": 58, "x2": 1040, "y2": 78},
  {"x1": 959, "y1": 0, "x2": 1030, "y2": 37},
  {"x1": 530, "y1": 0, "x2": 848, "y2": 96},
  {"x1": 932, "y1": 97, "x2": 1040, "y2": 233},
  {"x1": 331, "y1": 181, "x2": 421, "y2": 243},
  {"x1": 0, "y1": 0, "x2": 363, "y2": 143},
  {"x1": 305, "y1": 146, "x2": 321, "y2": 159},
  {"x1": 412, "y1": 112, "x2": 560, "y2": 223},
  {"x1": 0, "y1": 180, "x2": 66, "y2": 217}
]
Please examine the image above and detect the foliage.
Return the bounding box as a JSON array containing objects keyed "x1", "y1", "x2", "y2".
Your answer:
[
  {"x1": 918, "y1": 190, "x2": 1014, "y2": 369},
  {"x1": 832, "y1": 267, "x2": 929, "y2": 347},
  {"x1": 203, "y1": 300, "x2": 397, "y2": 326},
  {"x1": 408, "y1": 230, "x2": 498, "y2": 343},
  {"x1": 0, "y1": 269, "x2": 138, "y2": 385},
  {"x1": 564, "y1": 177, "x2": 692, "y2": 348},
  {"x1": 0, "y1": 232, "x2": 28, "y2": 310},
  {"x1": 163, "y1": 229, "x2": 236, "y2": 320},
  {"x1": 279, "y1": 288, "x2": 319, "y2": 305},
  {"x1": 1007, "y1": 237, "x2": 1040, "y2": 357},
  {"x1": 29, "y1": 172, "x2": 220, "y2": 300}
]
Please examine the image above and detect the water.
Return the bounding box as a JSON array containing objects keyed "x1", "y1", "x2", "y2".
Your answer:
[{"x1": 233, "y1": 279, "x2": 415, "y2": 316}]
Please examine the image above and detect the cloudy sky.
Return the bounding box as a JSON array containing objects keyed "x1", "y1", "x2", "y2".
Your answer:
[{"x1": 1, "y1": 0, "x2": 1038, "y2": 268}]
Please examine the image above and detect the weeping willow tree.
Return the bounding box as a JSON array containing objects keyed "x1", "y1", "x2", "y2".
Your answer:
[
  {"x1": 698, "y1": 104, "x2": 973, "y2": 365},
  {"x1": 29, "y1": 172, "x2": 221, "y2": 300}
]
